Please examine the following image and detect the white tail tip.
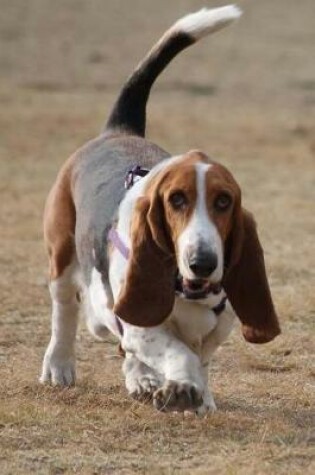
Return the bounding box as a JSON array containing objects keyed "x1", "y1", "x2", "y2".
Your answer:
[{"x1": 173, "y1": 5, "x2": 242, "y2": 40}]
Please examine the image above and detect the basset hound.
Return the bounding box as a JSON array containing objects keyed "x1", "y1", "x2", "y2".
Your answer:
[{"x1": 40, "y1": 5, "x2": 281, "y2": 414}]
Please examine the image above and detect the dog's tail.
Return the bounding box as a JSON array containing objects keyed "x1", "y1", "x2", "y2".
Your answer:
[{"x1": 105, "y1": 5, "x2": 241, "y2": 137}]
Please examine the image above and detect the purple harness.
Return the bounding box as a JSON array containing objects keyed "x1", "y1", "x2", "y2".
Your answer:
[
  {"x1": 108, "y1": 227, "x2": 130, "y2": 260},
  {"x1": 124, "y1": 165, "x2": 150, "y2": 190},
  {"x1": 109, "y1": 165, "x2": 227, "y2": 334}
]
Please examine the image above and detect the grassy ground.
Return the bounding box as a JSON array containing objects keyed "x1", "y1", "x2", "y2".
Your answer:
[{"x1": 0, "y1": 0, "x2": 314, "y2": 473}]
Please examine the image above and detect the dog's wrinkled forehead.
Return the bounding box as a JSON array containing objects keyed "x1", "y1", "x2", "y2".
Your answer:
[{"x1": 146, "y1": 150, "x2": 240, "y2": 200}]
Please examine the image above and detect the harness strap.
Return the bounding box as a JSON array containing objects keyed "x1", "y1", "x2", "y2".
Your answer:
[
  {"x1": 108, "y1": 227, "x2": 130, "y2": 260},
  {"x1": 125, "y1": 165, "x2": 150, "y2": 190}
]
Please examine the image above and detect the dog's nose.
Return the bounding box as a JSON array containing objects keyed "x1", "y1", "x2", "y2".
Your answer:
[{"x1": 189, "y1": 252, "x2": 218, "y2": 278}]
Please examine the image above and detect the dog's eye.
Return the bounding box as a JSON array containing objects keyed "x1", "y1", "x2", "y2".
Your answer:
[
  {"x1": 169, "y1": 191, "x2": 188, "y2": 210},
  {"x1": 214, "y1": 192, "x2": 232, "y2": 212}
]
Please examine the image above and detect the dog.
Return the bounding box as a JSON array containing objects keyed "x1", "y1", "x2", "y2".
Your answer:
[{"x1": 40, "y1": 5, "x2": 280, "y2": 415}]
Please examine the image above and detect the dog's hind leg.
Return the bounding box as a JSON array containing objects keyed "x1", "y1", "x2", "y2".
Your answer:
[
  {"x1": 40, "y1": 257, "x2": 80, "y2": 386},
  {"x1": 40, "y1": 164, "x2": 80, "y2": 386}
]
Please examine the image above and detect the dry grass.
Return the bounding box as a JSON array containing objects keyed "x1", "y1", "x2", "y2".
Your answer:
[{"x1": 0, "y1": 1, "x2": 314, "y2": 473}]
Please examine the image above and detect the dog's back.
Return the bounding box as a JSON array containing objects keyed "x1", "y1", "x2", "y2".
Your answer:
[{"x1": 73, "y1": 136, "x2": 169, "y2": 285}]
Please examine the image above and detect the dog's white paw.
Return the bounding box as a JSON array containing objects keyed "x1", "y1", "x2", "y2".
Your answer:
[
  {"x1": 123, "y1": 356, "x2": 162, "y2": 401},
  {"x1": 40, "y1": 342, "x2": 76, "y2": 387},
  {"x1": 153, "y1": 380, "x2": 203, "y2": 412},
  {"x1": 196, "y1": 387, "x2": 217, "y2": 415},
  {"x1": 181, "y1": 389, "x2": 217, "y2": 417},
  {"x1": 128, "y1": 374, "x2": 161, "y2": 401}
]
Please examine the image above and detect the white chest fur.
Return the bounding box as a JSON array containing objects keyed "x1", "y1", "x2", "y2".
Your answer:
[{"x1": 168, "y1": 296, "x2": 219, "y2": 356}]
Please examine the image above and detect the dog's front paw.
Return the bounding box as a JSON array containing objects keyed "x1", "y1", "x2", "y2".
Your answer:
[
  {"x1": 153, "y1": 380, "x2": 203, "y2": 412},
  {"x1": 40, "y1": 342, "x2": 76, "y2": 387},
  {"x1": 123, "y1": 357, "x2": 161, "y2": 401},
  {"x1": 129, "y1": 374, "x2": 161, "y2": 402},
  {"x1": 187, "y1": 390, "x2": 217, "y2": 416}
]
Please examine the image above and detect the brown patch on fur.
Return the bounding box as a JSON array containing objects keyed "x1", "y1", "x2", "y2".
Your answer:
[
  {"x1": 154, "y1": 162, "x2": 197, "y2": 250},
  {"x1": 43, "y1": 156, "x2": 76, "y2": 280},
  {"x1": 204, "y1": 163, "x2": 242, "y2": 243},
  {"x1": 113, "y1": 197, "x2": 177, "y2": 326},
  {"x1": 223, "y1": 210, "x2": 281, "y2": 343},
  {"x1": 146, "y1": 150, "x2": 209, "y2": 257}
]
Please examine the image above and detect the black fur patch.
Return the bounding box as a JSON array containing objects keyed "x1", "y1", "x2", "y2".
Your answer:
[{"x1": 106, "y1": 32, "x2": 194, "y2": 137}]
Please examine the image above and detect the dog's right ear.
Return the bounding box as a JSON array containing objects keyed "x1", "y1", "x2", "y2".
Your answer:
[{"x1": 113, "y1": 196, "x2": 177, "y2": 327}]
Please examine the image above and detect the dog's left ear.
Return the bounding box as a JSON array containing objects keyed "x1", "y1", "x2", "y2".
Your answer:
[
  {"x1": 113, "y1": 196, "x2": 177, "y2": 327},
  {"x1": 223, "y1": 207, "x2": 281, "y2": 344}
]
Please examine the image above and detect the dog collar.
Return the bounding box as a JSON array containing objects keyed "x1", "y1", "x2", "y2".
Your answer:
[{"x1": 175, "y1": 276, "x2": 226, "y2": 315}]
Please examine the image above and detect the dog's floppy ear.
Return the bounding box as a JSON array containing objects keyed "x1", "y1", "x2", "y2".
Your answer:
[
  {"x1": 223, "y1": 208, "x2": 281, "y2": 344},
  {"x1": 113, "y1": 196, "x2": 177, "y2": 327}
]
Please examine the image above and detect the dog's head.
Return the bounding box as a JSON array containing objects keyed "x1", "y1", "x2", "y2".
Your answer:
[{"x1": 114, "y1": 151, "x2": 280, "y2": 343}]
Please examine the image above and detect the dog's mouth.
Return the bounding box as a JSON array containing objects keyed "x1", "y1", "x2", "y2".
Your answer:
[{"x1": 176, "y1": 276, "x2": 222, "y2": 300}]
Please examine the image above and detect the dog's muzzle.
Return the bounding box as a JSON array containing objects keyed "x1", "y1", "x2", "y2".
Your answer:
[{"x1": 176, "y1": 275, "x2": 222, "y2": 300}]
